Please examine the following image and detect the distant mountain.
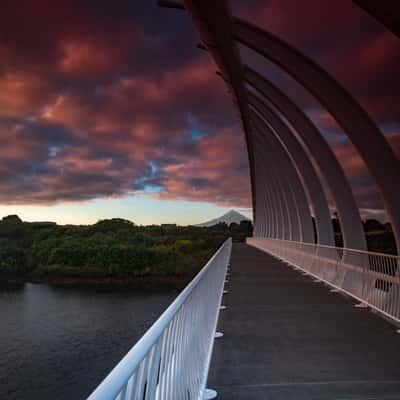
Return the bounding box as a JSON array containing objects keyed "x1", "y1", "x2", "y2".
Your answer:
[{"x1": 195, "y1": 210, "x2": 250, "y2": 227}]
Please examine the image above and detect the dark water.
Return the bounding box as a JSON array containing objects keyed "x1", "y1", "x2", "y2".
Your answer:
[{"x1": 0, "y1": 283, "x2": 175, "y2": 400}]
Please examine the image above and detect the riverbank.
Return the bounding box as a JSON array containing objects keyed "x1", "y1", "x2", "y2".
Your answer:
[{"x1": 0, "y1": 272, "x2": 192, "y2": 292}]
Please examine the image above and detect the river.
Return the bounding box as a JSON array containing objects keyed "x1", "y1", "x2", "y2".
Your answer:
[{"x1": 0, "y1": 282, "x2": 175, "y2": 399}]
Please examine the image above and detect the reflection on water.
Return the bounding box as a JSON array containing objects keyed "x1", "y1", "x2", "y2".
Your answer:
[{"x1": 0, "y1": 283, "x2": 175, "y2": 400}]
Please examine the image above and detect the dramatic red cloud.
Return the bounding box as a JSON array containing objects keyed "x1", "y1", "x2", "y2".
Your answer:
[
  {"x1": 237, "y1": 0, "x2": 400, "y2": 123},
  {"x1": 58, "y1": 24, "x2": 142, "y2": 77},
  {"x1": 0, "y1": 71, "x2": 56, "y2": 118},
  {"x1": 0, "y1": 122, "x2": 33, "y2": 160},
  {"x1": 329, "y1": 131, "x2": 399, "y2": 211},
  {"x1": 0, "y1": 7, "x2": 247, "y2": 207},
  {"x1": 236, "y1": 0, "x2": 357, "y2": 42},
  {"x1": 236, "y1": 0, "x2": 399, "y2": 217},
  {"x1": 59, "y1": 41, "x2": 120, "y2": 76},
  {"x1": 48, "y1": 147, "x2": 114, "y2": 174},
  {"x1": 333, "y1": 142, "x2": 367, "y2": 179},
  {"x1": 0, "y1": 0, "x2": 397, "y2": 216},
  {"x1": 332, "y1": 132, "x2": 400, "y2": 180},
  {"x1": 158, "y1": 129, "x2": 251, "y2": 207}
]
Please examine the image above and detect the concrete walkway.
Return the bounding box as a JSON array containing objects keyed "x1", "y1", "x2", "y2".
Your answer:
[{"x1": 208, "y1": 243, "x2": 400, "y2": 399}]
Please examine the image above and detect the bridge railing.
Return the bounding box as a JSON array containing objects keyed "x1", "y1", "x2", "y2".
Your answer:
[
  {"x1": 248, "y1": 237, "x2": 400, "y2": 324},
  {"x1": 87, "y1": 238, "x2": 232, "y2": 400}
]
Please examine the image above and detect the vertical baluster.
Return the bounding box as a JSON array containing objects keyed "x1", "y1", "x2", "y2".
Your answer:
[
  {"x1": 157, "y1": 327, "x2": 170, "y2": 399},
  {"x1": 126, "y1": 372, "x2": 136, "y2": 400},
  {"x1": 396, "y1": 267, "x2": 400, "y2": 319},
  {"x1": 145, "y1": 340, "x2": 162, "y2": 399},
  {"x1": 163, "y1": 324, "x2": 175, "y2": 399},
  {"x1": 182, "y1": 299, "x2": 194, "y2": 396},
  {"x1": 166, "y1": 313, "x2": 180, "y2": 399},
  {"x1": 176, "y1": 301, "x2": 190, "y2": 399},
  {"x1": 177, "y1": 307, "x2": 187, "y2": 397},
  {"x1": 377, "y1": 255, "x2": 382, "y2": 307},
  {"x1": 136, "y1": 356, "x2": 149, "y2": 400},
  {"x1": 119, "y1": 382, "x2": 128, "y2": 400},
  {"x1": 178, "y1": 308, "x2": 188, "y2": 399}
]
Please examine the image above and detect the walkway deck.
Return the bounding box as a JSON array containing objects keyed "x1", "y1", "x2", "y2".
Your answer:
[{"x1": 208, "y1": 243, "x2": 400, "y2": 399}]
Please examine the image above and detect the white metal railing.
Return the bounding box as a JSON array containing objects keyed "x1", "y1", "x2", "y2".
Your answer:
[
  {"x1": 247, "y1": 237, "x2": 400, "y2": 323},
  {"x1": 87, "y1": 238, "x2": 232, "y2": 400}
]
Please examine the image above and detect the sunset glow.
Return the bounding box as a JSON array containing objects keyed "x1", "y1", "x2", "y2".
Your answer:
[{"x1": 0, "y1": 0, "x2": 398, "y2": 223}]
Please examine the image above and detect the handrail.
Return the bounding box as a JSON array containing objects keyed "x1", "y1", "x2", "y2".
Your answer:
[
  {"x1": 87, "y1": 238, "x2": 232, "y2": 400},
  {"x1": 257, "y1": 236, "x2": 399, "y2": 259},
  {"x1": 248, "y1": 237, "x2": 400, "y2": 324}
]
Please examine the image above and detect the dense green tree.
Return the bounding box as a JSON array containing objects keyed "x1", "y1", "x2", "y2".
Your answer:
[{"x1": 2, "y1": 212, "x2": 399, "y2": 278}]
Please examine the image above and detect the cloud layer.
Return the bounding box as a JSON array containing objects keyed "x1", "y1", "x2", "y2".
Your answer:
[
  {"x1": 0, "y1": 0, "x2": 398, "y2": 218},
  {"x1": 0, "y1": 0, "x2": 251, "y2": 207}
]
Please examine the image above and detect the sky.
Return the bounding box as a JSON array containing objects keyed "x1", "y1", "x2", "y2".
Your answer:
[{"x1": 0, "y1": 0, "x2": 398, "y2": 225}]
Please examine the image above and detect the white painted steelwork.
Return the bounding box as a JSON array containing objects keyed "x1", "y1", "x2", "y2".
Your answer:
[
  {"x1": 244, "y1": 66, "x2": 367, "y2": 250},
  {"x1": 248, "y1": 237, "x2": 400, "y2": 324},
  {"x1": 235, "y1": 17, "x2": 400, "y2": 251},
  {"x1": 252, "y1": 111, "x2": 315, "y2": 243},
  {"x1": 87, "y1": 238, "x2": 232, "y2": 400},
  {"x1": 180, "y1": 1, "x2": 400, "y2": 254},
  {"x1": 248, "y1": 90, "x2": 335, "y2": 246}
]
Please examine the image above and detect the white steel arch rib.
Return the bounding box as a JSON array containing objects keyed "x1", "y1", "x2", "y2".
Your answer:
[
  {"x1": 253, "y1": 131, "x2": 294, "y2": 240},
  {"x1": 245, "y1": 67, "x2": 367, "y2": 250},
  {"x1": 183, "y1": 0, "x2": 399, "y2": 252},
  {"x1": 251, "y1": 111, "x2": 314, "y2": 243},
  {"x1": 253, "y1": 128, "x2": 293, "y2": 240},
  {"x1": 253, "y1": 141, "x2": 283, "y2": 238},
  {"x1": 248, "y1": 90, "x2": 334, "y2": 245}
]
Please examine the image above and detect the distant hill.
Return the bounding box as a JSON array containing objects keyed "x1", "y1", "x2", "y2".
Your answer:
[{"x1": 195, "y1": 210, "x2": 250, "y2": 227}]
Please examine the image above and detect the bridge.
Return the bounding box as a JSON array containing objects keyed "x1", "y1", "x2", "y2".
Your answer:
[{"x1": 86, "y1": 1, "x2": 400, "y2": 399}]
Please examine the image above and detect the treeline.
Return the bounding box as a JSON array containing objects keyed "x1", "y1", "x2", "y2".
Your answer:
[
  {"x1": 0, "y1": 215, "x2": 253, "y2": 278},
  {"x1": 0, "y1": 214, "x2": 395, "y2": 280},
  {"x1": 331, "y1": 216, "x2": 397, "y2": 255}
]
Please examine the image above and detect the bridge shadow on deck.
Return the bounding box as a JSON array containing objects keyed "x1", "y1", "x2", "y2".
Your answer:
[{"x1": 208, "y1": 243, "x2": 400, "y2": 400}]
